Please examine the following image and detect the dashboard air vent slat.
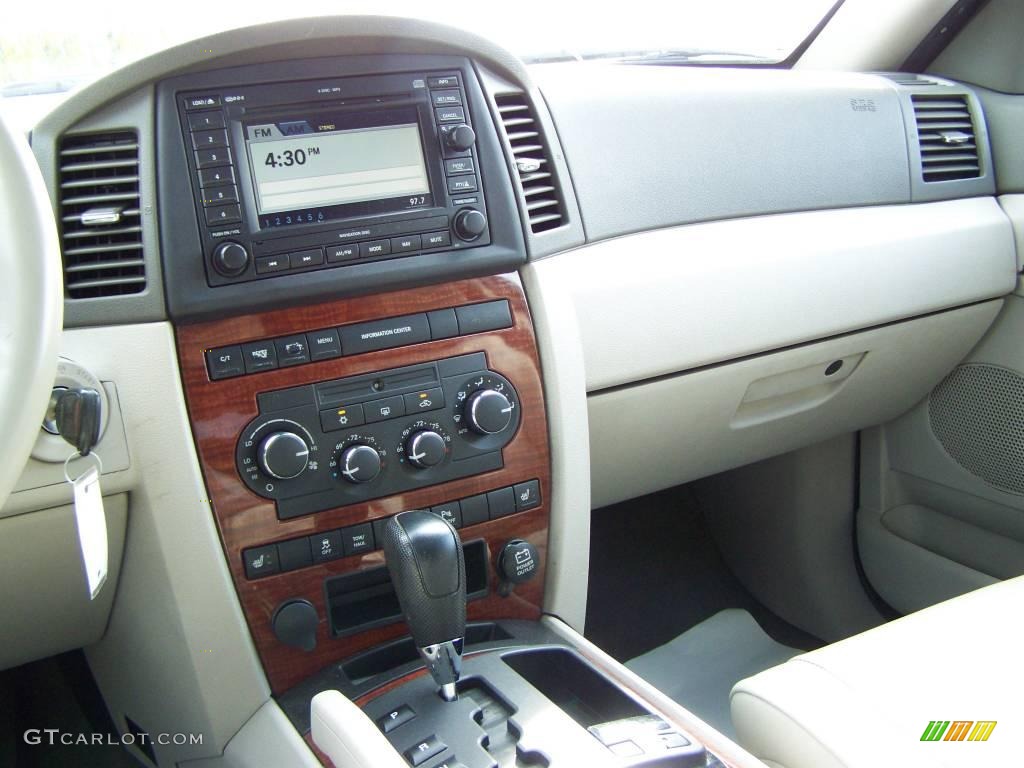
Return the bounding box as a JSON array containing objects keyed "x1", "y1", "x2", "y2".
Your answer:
[
  {"x1": 58, "y1": 131, "x2": 145, "y2": 299},
  {"x1": 912, "y1": 95, "x2": 981, "y2": 183},
  {"x1": 495, "y1": 93, "x2": 565, "y2": 233}
]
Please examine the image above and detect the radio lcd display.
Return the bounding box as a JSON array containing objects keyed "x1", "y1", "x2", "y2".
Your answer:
[{"x1": 244, "y1": 109, "x2": 433, "y2": 225}]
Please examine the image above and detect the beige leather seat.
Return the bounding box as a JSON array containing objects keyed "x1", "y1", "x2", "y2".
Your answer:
[{"x1": 730, "y1": 576, "x2": 1024, "y2": 768}]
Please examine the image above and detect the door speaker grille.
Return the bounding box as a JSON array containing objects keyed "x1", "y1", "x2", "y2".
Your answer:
[{"x1": 929, "y1": 363, "x2": 1024, "y2": 495}]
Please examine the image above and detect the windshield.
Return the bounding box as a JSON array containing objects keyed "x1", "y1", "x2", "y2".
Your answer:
[{"x1": 1, "y1": 1, "x2": 837, "y2": 124}]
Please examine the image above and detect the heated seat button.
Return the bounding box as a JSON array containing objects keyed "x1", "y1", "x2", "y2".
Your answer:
[
  {"x1": 514, "y1": 480, "x2": 541, "y2": 511},
  {"x1": 377, "y1": 704, "x2": 415, "y2": 734},
  {"x1": 206, "y1": 345, "x2": 244, "y2": 380},
  {"x1": 275, "y1": 335, "x2": 310, "y2": 367},
  {"x1": 243, "y1": 545, "x2": 279, "y2": 579},
  {"x1": 405, "y1": 735, "x2": 446, "y2": 766}
]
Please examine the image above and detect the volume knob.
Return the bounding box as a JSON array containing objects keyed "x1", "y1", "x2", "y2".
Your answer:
[
  {"x1": 212, "y1": 241, "x2": 249, "y2": 277},
  {"x1": 406, "y1": 430, "x2": 447, "y2": 469},
  {"x1": 466, "y1": 389, "x2": 513, "y2": 435},
  {"x1": 258, "y1": 432, "x2": 309, "y2": 480}
]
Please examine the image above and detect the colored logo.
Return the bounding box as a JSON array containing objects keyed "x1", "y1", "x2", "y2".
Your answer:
[{"x1": 921, "y1": 721, "x2": 997, "y2": 742}]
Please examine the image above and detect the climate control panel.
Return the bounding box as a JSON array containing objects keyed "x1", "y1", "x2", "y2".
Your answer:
[{"x1": 235, "y1": 352, "x2": 521, "y2": 519}]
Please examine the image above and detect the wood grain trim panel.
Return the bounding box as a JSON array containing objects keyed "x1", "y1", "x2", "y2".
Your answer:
[{"x1": 176, "y1": 273, "x2": 550, "y2": 694}]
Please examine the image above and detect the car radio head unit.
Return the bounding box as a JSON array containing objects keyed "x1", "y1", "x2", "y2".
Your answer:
[{"x1": 176, "y1": 69, "x2": 491, "y2": 287}]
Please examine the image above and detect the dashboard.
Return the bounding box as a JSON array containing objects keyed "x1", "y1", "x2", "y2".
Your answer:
[{"x1": 2, "y1": 12, "x2": 1020, "y2": 768}]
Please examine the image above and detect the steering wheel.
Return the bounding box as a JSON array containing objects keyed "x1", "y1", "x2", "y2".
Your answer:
[{"x1": 0, "y1": 112, "x2": 63, "y2": 505}]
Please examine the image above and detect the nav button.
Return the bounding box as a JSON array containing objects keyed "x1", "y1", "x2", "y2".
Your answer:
[{"x1": 391, "y1": 234, "x2": 421, "y2": 254}]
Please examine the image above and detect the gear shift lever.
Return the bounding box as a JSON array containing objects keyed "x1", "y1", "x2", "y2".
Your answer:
[{"x1": 382, "y1": 510, "x2": 467, "y2": 701}]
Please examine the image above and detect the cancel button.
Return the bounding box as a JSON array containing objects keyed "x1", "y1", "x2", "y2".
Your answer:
[{"x1": 339, "y1": 313, "x2": 431, "y2": 355}]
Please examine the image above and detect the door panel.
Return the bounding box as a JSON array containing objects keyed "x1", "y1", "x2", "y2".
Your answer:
[{"x1": 859, "y1": 282, "x2": 1024, "y2": 613}]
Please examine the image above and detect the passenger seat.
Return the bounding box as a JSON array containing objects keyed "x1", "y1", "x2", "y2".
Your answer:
[{"x1": 730, "y1": 576, "x2": 1024, "y2": 767}]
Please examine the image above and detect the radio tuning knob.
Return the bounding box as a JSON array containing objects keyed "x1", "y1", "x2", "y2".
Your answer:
[
  {"x1": 212, "y1": 241, "x2": 250, "y2": 277},
  {"x1": 258, "y1": 432, "x2": 310, "y2": 480},
  {"x1": 338, "y1": 444, "x2": 382, "y2": 484},
  {"x1": 445, "y1": 124, "x2": 476, "y2": 151},
  {"x1": 405, "y1": 430, "x2": 447, "y2": 469},
  {"x1": 453, "y1": 209, "x2": 487, "y2": 241},
  {"x1": 466, "y1": 389, "x2": 514, "y2": 435}
]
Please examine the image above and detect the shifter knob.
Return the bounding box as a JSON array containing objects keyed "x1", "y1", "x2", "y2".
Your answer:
[{"x1": 382, "y1": 510, "x2": 466, "y2": 701}]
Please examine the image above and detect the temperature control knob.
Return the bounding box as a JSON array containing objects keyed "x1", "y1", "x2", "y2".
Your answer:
[
  {"x1": 453, "y1": 209, "x2": 487, "y2": 241},
  {"x1": 445, "y1": 124, "x2": 476, "y2": 151},
  {"x1": 338, "y1": 444, "x2": 382, "y2": 484},
  {"x1": 405, "y1": 430, "x2": 447, "y2": 469},
  {"x1": 466, "y1": 389, "x2": 513, "y2": 435},
  {"x1": 258, "y1": 432, "x2": 310, "y2": 480},
  {"x1": 212, "y1": 241, "x2": 249, "y2": 277}
]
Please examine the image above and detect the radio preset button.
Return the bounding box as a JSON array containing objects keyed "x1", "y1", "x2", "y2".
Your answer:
[
  {"x1": 327, "y1": 244, "x2": 359, "y2": 263},
  {"x1": 435, "y1": 106, "x2": 466, "y2": 123},
  {"x1": 205, "y1": 204, "x2": 241, "y2": 226},
  {"x1": 198, "y1": 166, "x2": 235, "y2": 187},
  {"x1": 290, "y1": 248, "x2": 324, "y2": 269},
  {"x1": 359, "y1": 239, "x2": 392, "y2": 258},
  {"x1": 188, "y1": 111, "x2": 226, "y2": 131},
  {"x1": 191, "y1": 129, "x2": 229, "y2": 150},
  {"x1": 391, "y1": 234, "x2": 421, "y2": 254},
  {"x1": 445, "y1": 158, "x2": 474, "y2": 176},
  {"x1": 431, "y1": 89, "x2": 462, "y2": 107},
  {"x1": 423, "y1": 231, "x2": 452, "y2": 249},
  {"x1": 255, "y1": 255, "x2": 289, "y2": 274},
  {"x1": 447, "y1": 177, "x2": 478, "y2": 195},
  {"x1": 202, "y1": 185, "x2": 238, "y2": 207},
  {"x1": 195, "y1": 147, "x2": 231, "y2": 168},
  {"x1": 365, "y1": 396, "x2": 405, "y2": 423},
  {"x1": 427, "y1": 75, "x2": 459, "y2": 88},
  {"x1": 319, "y1": 403, "x2": 365, "y2": 432},
  {"x1": 307, "y1": 329, "x2": 342, "y2": 361}
]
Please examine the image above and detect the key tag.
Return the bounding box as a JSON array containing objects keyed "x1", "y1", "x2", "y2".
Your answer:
[{"x1": 65, "y1": 451, "x2": 108, "y2": 600}]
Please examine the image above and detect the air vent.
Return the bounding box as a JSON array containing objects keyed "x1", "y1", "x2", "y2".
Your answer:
[
  {"x1": 883, "y1": 73, "x2": 944, "y2": 87},
  {"x1": 58, "y1": 132, "x2": 145, "y2": 298},
  {"x1": 912, "y1": 94, "x2": 981, "y2": 183},
  {"x1": 494, "y1": 93, "x2": 564, "y2": 233}
]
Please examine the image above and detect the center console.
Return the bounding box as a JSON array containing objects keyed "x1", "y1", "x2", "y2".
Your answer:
[{"x1": 168, "y1": 50, "x2": 733, "y2": 768}]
